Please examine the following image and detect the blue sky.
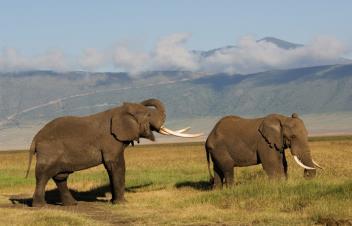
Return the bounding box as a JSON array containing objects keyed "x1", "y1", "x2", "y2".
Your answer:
[{"x1": 0, "y1": 1, "x2": 351, "y2": 72}]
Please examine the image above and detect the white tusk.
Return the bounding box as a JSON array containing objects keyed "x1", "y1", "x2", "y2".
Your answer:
[
  {"x1": 158, "y1": 127, "x2": 191, "y2": 135},
  {"x1": 293, "y1": 156, "x2": 315, "y2": 170},
  {"x1": 312, "y1": 160, "x2": 323, "y2": 169},
  {"x1": 160, "y1": 126, "x2": 203, "y2": 138},
  {"x1": 159, "y1": 130, "x2": 170, "y2": 135},
  {"x1": 176, "y1": 127, "x2": 191, "y2": 133}
]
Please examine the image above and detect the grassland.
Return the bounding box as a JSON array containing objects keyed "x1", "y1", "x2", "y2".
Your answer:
[{"x1": 0, "y1": 137, "x2": 351, "y2": 225}]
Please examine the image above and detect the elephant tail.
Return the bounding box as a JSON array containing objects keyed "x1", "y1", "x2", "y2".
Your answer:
[
  {"x1": 205, "y1": 143, "x2": 214, "y2": 184},
  {"x1": 25, "y1": 140, "x2": 36, "y2": 178}
]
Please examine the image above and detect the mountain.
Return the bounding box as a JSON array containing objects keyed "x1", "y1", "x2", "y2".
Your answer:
[
  {"x1": 193, "y1": 37, "x2": 303, "y2": 57},
  {"x1": 1, "y1": 64, "x2": 352, "y2": 131},
  {"x1": 257, "y1": 37, "x2": 303, "y2": 49},
  {"x1": 193, "y1": 37, "x2": 351, "y2": 66},
  {"x1": 1, "y1": 36, "x2": 352, "y2": 149}
]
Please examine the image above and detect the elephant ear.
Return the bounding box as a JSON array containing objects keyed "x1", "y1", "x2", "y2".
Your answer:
[
  {"x1": 111, "y1": 103, "x2": 150, "y2": 142},
  {"x1": 258, "y1": 115, "x2": 283, "y2": 151}
]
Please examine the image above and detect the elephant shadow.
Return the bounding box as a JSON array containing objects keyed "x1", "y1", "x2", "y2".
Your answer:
[
  {"x1": 175, "y1": 180, "x2": 212, "y2": 191},
  {"x1": 9, "y1": 182, "x2": 153, "y2": 207}
]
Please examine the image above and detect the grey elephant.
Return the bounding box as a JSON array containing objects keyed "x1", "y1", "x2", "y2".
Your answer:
[
  {"x1": 26, "y1": 98, "x2": 201, "y2": 207},
  {"x1": 205, "y1": 113, "x2": 322, "y2": 188}
]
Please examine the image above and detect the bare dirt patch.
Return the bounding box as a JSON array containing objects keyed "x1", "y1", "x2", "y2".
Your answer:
[
  {"x1": 316, "y1": 217, "x2": 352, "y2": 226},
  {"x1": 0, "y1": 193, "x2": 135, "y2": 226}
]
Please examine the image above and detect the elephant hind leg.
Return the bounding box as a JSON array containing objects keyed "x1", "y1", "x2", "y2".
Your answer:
[
  {"x1": 53, "y1": 172, "x2": 77, "y2": 206},
  {"x1": 32, "y1": 163, "x2": 54, "y2": 207},
  {"x1": 224, "y1": 167, "x2": 234, "y2": 188},
  {"x1": 214, "y1": 163, "x2": 234, "y2": 188},
  {"x1": 211, "y1": 146, "x2": 235, "y2": 189},
  {"x1": 213, "y1": 163, "x2": 224, "y2": 189}
]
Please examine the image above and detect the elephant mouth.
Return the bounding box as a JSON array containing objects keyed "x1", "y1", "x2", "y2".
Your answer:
[{"x1": 158, "y1": 126, "x2": 203, "y2": 138}]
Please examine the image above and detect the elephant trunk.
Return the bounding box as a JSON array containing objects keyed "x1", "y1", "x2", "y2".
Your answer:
[
  {"x1": 292, "y1": 148, "x2": 317, "y2": 178},
  {"x1": 300, "y1": 151, "x2": 316, "y2": 178},
  {"x1": 140, "y1": 99, "x2": 203, "y2": 138},
  {"x1": 140, "y1": 99, "x2": 166, "y2": 126}
]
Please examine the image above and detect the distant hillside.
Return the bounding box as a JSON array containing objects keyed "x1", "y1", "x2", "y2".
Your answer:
[
  {"x1": 1, "y1": 64, "x2": 352, "y2": 149},
  {"x1": 1, "y1": 63, "x2": 352, "y2": 126}
]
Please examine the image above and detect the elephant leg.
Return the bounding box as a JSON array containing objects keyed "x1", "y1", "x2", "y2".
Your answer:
[
  {"x1": 104, "y1": 153, "x2": 126, "y2": 204},
  {"x1": 213, "y1": 163, "x2": 224, "y2": 189},
  {"x1": 211, "y1": 147, "x2": 234, "y2": 189},
  {"x1": 32, "y1": 164, "x2": 52, "y2": 207},
  {"x1": 224, "y1": 167, "x2": 234, "y2": 188},
  {"x1": 53, "y1": 173, "x2": 77, "y2": 206},
  {"x1": 282, "y1": 152, "x2": 288, "y2": 179},
  {"x1": 260, "y1": 151, "x2": 285, "y2": 179}
]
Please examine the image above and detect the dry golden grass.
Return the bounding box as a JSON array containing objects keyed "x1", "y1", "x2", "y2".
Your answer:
[{"x1": 0, "y1": 138, "x2": 351, "y2": 225}]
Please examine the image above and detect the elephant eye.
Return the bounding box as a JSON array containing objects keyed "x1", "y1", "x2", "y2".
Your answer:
[{"x1": 291, "y1": 135, "x2": 296, "y2": 139}]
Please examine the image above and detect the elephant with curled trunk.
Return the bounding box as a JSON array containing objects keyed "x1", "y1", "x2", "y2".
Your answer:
[
  {"x1": 205, "y1": 113, "x2": 322, "y2": 188},
  {"x1": 26, "y1": 98, "x2": 202, "y2": 207}
]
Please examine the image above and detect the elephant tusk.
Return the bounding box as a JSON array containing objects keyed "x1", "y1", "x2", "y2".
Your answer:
[
  {"x1": 293, "y1": 156, "x2": 315, "y2": 170},
  {"x1": 159, "y1": 130, "x2": 170, "y2": 135},
  {"x1": 312, "y1": 159, "x2": 323, "y2": 169},
  {"x1": 158, "y1": 127, "x2": 191, "y2": 135},
  {"x1": 176, "y1": 127, "x2": 191, "y2": 133},
  {"x1": 160, "y1": 126, "x2": 203, "y2": 138}
]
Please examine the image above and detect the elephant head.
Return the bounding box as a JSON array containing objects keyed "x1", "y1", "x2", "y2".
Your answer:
[
  {"x1": 111, "y1": 98, "x2": 202, "y2": 143},
  {"x1": 259, "y1": 113, "x2": 322, "y2": 178}
]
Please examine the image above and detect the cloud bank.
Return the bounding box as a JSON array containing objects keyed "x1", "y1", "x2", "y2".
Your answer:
[
  {"x1": 0, "y1": 33, "x2": 350, "y2": 75},
  {"x1": 0, "y1": 48, "x2": 69, "y2": 71},
  {"x1": 201, "y1": 36, "x2": 349, "y2": 74}
]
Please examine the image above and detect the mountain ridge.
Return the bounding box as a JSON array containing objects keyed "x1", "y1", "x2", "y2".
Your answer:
[
  {"x1": 193, "y1": 36, "x2": 303, "y2": 57},
  {"x1": 1, "y1": 63, "x2": 352, "y2": 149},
  {"x1": 1, "y1": 63, "x2": 351, "y2": 123}
]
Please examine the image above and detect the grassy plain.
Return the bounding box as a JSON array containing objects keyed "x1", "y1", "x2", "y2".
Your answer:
[{"x1": 0, "y1": 137, "x2": 351, "y2": 225}]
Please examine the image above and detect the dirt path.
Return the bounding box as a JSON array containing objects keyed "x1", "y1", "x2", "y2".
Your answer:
[{"x1": 0, "y1": 194, "x2": 136, "y2": 226}]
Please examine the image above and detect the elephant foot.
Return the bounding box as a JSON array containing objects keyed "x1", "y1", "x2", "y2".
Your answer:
[
  {"x1": 62, "y1": 199, "x2": 78, "y2": 206},
  {"x1": 61, "y1": 191, "x2": 78, "y2": 206},
  {"x1": 111, "y1": 198, "x2": 127, "y2": 205},
  {"x1": 212, "y1": 184, "x2": 223, "y2": 190},
  {"x1": 32, "y1": 200, "x2": 46, "y2": 207},
  {"x1": 61, "y1": 194, "x2": 77, "y2": 206}
]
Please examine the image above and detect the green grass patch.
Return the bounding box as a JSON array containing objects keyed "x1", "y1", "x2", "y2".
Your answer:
[
  {"x1": 0, "y1": 138, "x2": 351, "y2": 225},
  {"x1": 308, "y1": 135, "x2": 352, "y2": 142}
]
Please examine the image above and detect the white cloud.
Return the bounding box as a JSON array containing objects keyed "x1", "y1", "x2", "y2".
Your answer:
[
  {"x1": 151, "y1": 33, "x2": 199, "y2": 71},
  {"x1": 200, "y1": 35, "x2": 349, "y2": 74},
  {"x1": 0, "y1": 48, "x2": 27, "y2": 70},
  {"x1": 0, "y1": 48, "x2": 68, "y2": 71},
  {"x1": 0, "y1": 34, "x2": 350, "y2": 75},
  {"x1": 79, "y1": 48, "x2": 106, "y2": 71},
  {"x1": 113, "y1": 45, "x2": 150, "y2": 75},
  {"x1": 111, "y1": 33, "x2": 199, "y2": 74}
]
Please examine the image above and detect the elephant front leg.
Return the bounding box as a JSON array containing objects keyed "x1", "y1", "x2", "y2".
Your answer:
[
  {"x1": 282, "y1": 152, "x2": 288, "y2": 179},
  {"x1": 104, "y1": 156, "x2": 126, "y2": 204},
  {"x1": 260, "y1": 152, "x2": 286, "y2": 179}
]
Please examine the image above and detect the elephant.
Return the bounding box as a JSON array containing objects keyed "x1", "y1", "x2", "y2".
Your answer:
[
  {"x1": 25, "y1": 98, "x2": 202, "y2": 207},
  {"x1": 205, "y1": 113, "x2": 322, "y2": 188}
]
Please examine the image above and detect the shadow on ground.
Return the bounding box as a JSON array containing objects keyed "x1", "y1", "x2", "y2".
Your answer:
[
  {"x1": 175, "y1": 180, "x2": 212, "y2": 191},
  {"x1": 9, "y1": 182, "x2": 153, "y2": 207}
]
